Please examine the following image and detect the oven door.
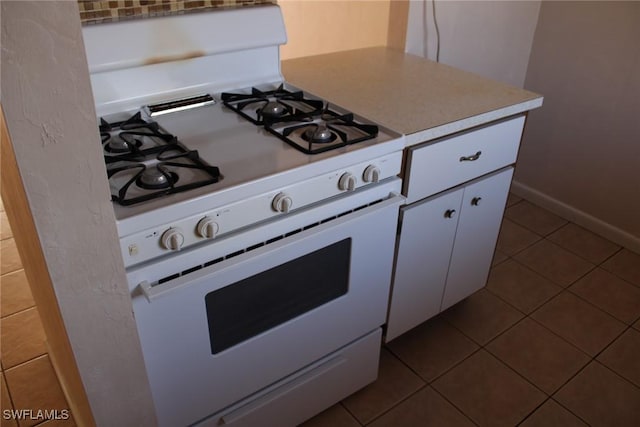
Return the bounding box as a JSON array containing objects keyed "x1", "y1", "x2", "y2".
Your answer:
[{"x1": 126, "y1": 179, "x2": 404, "y2": 426}]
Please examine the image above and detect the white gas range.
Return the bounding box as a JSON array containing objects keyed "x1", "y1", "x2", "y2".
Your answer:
[
  {"x1": 102, "y1": 85, "x2": 403, "y2": 268},
  {"x1": 83, "y1": 5, "x2": 404, "y2": 426}
]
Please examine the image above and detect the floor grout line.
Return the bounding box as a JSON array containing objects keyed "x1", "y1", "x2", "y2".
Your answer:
[
  {"x1": 1, "y1": 303, "x2": 39, "y2": 320},
  {"x1": 3, "y1": 352, "x2": 50, "y2": 374}
]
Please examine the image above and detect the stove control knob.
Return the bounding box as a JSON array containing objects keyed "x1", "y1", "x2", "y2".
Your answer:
[
  {"x1": 197, "y1": 217, "x2": 219, "y2": 239},
  {"x1": 338, "y1": 172, "x2": 357, "y2": 191},
  {"x1": 362, "y1": 165, "x2": 381, "y2": 183},
  {"x1": 161, "y1": 228, "x2": 184, "y2": 251},
  {"x1": 272, "y1": 192, "x2": 293, "y2": 213}
]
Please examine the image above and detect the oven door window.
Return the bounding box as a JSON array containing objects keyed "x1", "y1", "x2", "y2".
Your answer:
[{"x1": 205, "y1": 238, "x2": 351, "y2": 354}]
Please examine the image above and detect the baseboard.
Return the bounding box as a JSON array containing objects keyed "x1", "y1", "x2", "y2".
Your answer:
[{"x1": 510, "y1": 180, "x2": 640, "y2": 254}]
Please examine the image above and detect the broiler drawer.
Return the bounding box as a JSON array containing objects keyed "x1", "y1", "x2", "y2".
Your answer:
[
  {"x1": 403, "y1": 115, "x2": 525, "y2": 204},
  {"x1": 196, "y1": 328, "x2": 381, "y2": 427}
]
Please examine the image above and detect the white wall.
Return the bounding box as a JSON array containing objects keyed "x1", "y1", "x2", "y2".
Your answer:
[
  {"x1": 1, "y1": 2, "x2": 157, "y2": 424},
  {"x1": 406, "y1": 0, "x2": 640, "y2": 251},
  {"x1": 514, "y1": 1, "x2": 640, "y2": 251},
  {"x1": 406, "y1": 0, "x2": 541, "y2": 88}
]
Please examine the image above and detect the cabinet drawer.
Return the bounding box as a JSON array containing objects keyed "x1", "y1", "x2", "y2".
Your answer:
[{"x1": 404, "y1": 115, "x2": 525, "y2": 204}]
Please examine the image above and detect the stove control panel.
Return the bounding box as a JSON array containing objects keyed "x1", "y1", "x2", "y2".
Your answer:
[{"x1": 119, "y1": 151, "x2": 403, "y2": 267}]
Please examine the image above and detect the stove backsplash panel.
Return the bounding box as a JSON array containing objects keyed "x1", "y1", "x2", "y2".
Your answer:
[{"x1": 78, "y1": 0, "x2": 276, "y2": 25}]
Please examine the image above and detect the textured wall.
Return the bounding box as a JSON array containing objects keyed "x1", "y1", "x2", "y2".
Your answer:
[{"x1": 1, "y1": 2, "x2": 157, "y2": 424}]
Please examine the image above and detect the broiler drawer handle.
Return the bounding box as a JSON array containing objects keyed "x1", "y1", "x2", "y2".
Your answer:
[{"x1": 459, "y1": 151, "x2": 482, "y2": 162}]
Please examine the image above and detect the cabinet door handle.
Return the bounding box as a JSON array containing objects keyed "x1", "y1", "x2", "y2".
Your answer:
[
  {"x1": 460, "y1": 151, "x2": 482, "y2": 162},
  {"x1": 471, "y1": 197, "x2": 482, "y2": 206},
  {"x1": 444, "y1": 209, "x2": 457, "y2": 219}
]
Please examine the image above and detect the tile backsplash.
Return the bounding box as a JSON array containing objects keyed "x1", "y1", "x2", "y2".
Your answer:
[{"x1": 78, "y1": 0, "x2": 275, "y2": 25}]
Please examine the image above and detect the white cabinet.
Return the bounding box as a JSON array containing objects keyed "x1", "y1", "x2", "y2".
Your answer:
[
  {"x1": 386, "y1": 188, "x2": 463, "y2": 341},
  {"x1": 386, "y1": 167, "x2": 513, "y2": 341},
  {"x1": 387, "y1": 168, "x2": 513, "y2": 341},
  {"x1": 440, "y1": 168, "x2": 513, "y2": 311},
  {"x1": 386, "y1": 115, "x2": 525, "y2": 342}
]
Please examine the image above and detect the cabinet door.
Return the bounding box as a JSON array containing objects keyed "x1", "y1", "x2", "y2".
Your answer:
[
  {"x1": 386, "y1": 188, "x2": 463, "y2": 342},
  {"x1": 440, "y1": 167, "x2": 513, "y2": 311}
]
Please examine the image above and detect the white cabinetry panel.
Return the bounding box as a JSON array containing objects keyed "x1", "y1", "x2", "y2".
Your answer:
[
  {"x1": 387, "y1": 167, "x2": 514, "y2": 341},
  {"x1": 387, "y1": 114, "x2": 525, "y2": 341},
  {"x1": 441, "y1": 167, "x2": 513, "y2": 310},
  {"x1": 386, "y1": 188, "x2": 463, "y2": 341},
  {"x1": 404, "y1": 115, "x2": 524, "y2": 204}
]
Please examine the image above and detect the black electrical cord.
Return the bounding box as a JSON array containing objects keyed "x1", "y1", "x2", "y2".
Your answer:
[{"x1": 432, "y1": 0, "x2": 441, "y2": 62}]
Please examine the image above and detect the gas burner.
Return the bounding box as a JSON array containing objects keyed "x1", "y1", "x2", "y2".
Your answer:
[
  {"x1": 265, "y1": 108, "x2": 379, "y2": 155},
  {"x1": 137, "y1": 166, "x2": 179, "y2": 190},
  {"x1": 105, "y1": 134, "x2": 143, "y2": 153},
  {"x1": 221, "y1": 84, "x2": 323, "y2": 125},
  {"x1": 261, "y1": 101, "x2": 289, "y2": 118},
  {"x1": 100, "y1": 113, "x2": 178, "y2": 160},
  {"x1": 102, "y1": 120, "x2": 222, "y2": 206},
  {"x1": 302, "y1": 124, "x2": 337, "y2": 144}
]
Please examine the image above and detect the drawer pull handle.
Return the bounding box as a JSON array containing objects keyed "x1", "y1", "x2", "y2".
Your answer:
[{"x1": 460, "y1": 151, "x2": 482, "y2": 162}]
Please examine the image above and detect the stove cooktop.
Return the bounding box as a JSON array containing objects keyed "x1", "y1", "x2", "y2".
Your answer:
[{"x1": 100, "y1": 83, "x2": 403, "y2": 232}]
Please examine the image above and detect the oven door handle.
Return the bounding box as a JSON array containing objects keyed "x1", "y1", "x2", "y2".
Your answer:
[
  {"x1": 139, "y1": 281, "x2": 155, "y2": 302},
  {"x1": 136, "y1": 192, "x2": 406, "y2": 303}
]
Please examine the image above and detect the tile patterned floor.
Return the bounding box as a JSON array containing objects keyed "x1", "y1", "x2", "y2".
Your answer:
[
  {"x1": 304, "y1": 196, "x2": 640, "y2": 427},
  {"x1": 2, "y1": 193, "x2": 639, "y2": 426},
  {"x1": 0, "y1": 197, "x2": 74, "y2": 427}
]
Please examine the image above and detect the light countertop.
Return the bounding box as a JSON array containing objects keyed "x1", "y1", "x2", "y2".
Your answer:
[{"x1": 282, "y1": 47, "x2": 543, "y2": 146}]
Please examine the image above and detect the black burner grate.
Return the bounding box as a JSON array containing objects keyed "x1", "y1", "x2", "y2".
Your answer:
[
  {"x1": 100, "y1": 113, "x2": 221, "y2": 206},
  {"x1": 221, "y1": 84, "x2": 324, "y2": 125},
  {"x1": 264, "y1": 108, "x2": 379, "y2": 155}
]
